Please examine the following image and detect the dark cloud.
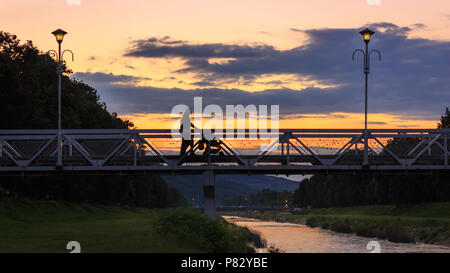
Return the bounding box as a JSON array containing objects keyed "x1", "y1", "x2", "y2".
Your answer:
[
  {"x1": 160, "y1": 76, "x2": 177, "y2": 81},
  {"x1": 125, "y1": 36, "x2": 278, "y2": 59},
  {"x1": 410, "y1": 23, "x2": 426, "y2": 30},
  {"x1": 146, "y1": 36, "x2": 186, "y2": 45},
  {"x1": 73, "y1": 72, "x2": 151, "y2": 84},
  {"x1": 190, "y1": 81, "x2": 218, "y2": 87},
  {"x1": 283, "y1": 114, "x2": 348, "y2": 120},
  {"x1": 289, "y1": 28, "x2": 303, "y2": 32},
  {"x1": 79, "y1": 74, "x2": 443, "y2": 121},
  {"x1": 94, "y1": 85, "x2": 357, "y2": 116},
  {"x1": 261, "y1": 80, "x2": 284, "y2": 85}
]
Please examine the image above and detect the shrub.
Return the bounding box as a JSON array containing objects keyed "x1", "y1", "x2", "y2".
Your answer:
[
  {"x1": 385, "y1": 227, "x2": 415, "y2": 243},
  {"x1": 153, "y1": 209, "x2": 259, "y2": 252},
  {"x1": 329, "y1": 220, "x2": 352, "y2": 233}
]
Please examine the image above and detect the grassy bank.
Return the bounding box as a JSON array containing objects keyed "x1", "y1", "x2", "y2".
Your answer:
[
  {"x1": 220, "y1": 202, "x2": 450, "y2": 245},
  {"x1": 0, "y1": 198, "x2": 263, "y2": 253}
]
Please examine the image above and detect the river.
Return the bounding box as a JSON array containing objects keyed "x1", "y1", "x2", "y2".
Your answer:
[{"x1": 223, "y1": 216, "x2": 450, "y2": 253}]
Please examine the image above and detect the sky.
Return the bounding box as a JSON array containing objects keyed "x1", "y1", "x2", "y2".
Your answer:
[{"x1": 1, "y1": 0, "x2": 450, "y2": 129}]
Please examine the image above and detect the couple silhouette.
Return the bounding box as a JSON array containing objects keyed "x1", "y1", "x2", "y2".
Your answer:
[{"x1": 179, "y1": 108, "x2": 223, "y2": 157}]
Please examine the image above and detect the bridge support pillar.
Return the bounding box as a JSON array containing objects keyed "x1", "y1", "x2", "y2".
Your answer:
[
  {"x1": 202, "y1": 170, "x2": 216, "y2": 219},
  {"x1": 363, "y1": 130, "x2": 369, "y2": 166}
]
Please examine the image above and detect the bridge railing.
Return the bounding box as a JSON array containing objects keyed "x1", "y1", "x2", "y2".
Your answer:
[{"x1": 0, "y1": 129, "x2": 448, "y2": 173}]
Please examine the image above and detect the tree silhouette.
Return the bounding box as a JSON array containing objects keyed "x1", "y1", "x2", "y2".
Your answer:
[
  {"x1": 0, "y1": 31, "x2": 186, "y2": 208},
  {"x1": 293, "y1": 107, "x2": 450, "y2": 208},
  {"x1": 0, "y1": 31, "x2": 133, "y2": 129},
  {"x1": 438, "y1": 107, "x2": 450, "y2": 129}
]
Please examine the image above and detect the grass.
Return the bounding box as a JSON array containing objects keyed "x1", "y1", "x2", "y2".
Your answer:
[
  {"x1": 220, "y1": 202, "x2": 450, "y2": 245},
  {"x1": 0, "y1": 197, "x2": 262, "y2": 253}
]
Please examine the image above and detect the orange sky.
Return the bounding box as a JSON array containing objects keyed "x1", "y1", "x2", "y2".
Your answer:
[{"x1": 1, "y1": 0, "x2": 449, "y2": 129}]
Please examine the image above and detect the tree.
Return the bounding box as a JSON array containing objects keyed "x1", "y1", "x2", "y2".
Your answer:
[
  {"x1": 0, "y1": 31, "x2": 133, "y2": 129},
  {"x1": 438, "y1": 107, "x2": 450, "y2": 129},
  {"x1": 292, "y1": 107, "x2": 450, "y2": 208},
  {"x1": 0, "y1": 31, "x2": 186, "y2": 208}
]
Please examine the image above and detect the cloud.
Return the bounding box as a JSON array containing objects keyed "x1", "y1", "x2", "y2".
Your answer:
[
  {"x1": 289, "y1": 28, "x2": 303, "y2": 33},
  {"x1": 125, "y1": 36, "x2": 278, "y2": 59},
  {"x1": 82, "y1": 22, "x2": 450, "y2": 121},
  {"x1": 190, "y1": 80, "x2": 218, "y2": 87},
  {"x1": 368, "y1": 121, "x2": 387, "y2": 125},
  {"x1": 82, "y1": 77, "x2": 443, "y2": 121},
  {"x1": 283, "y1": 113, "x2": 348, "y2": 120},
  {"x1": 72, "y1": 72, "x2": 151, "y2": 85},
  {"x1": 93, "y1": 85, "x2": 357, "y2": 116}
]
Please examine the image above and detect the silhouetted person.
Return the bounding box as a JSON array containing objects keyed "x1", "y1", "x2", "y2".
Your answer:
[{"x1": 179, "y1": 108, "x2": 197, "y2": 156}]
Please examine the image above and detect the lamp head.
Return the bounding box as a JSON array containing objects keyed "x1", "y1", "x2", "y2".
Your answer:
[
  {"x1": 52, "y1": 29, "x2": 67, "y2": 44},
  {"x1": 360, "y1": 28, "x2": 375, "y2": 44}
]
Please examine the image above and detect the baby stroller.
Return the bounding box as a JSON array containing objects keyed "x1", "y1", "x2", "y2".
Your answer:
[{"x1": 197, "y1": 133, "x2": 225, "y2": 157}]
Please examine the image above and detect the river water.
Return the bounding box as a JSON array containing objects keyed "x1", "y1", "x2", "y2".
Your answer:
[{"x1": 223, "y1": 216, "x2": 450, "y2": 253}]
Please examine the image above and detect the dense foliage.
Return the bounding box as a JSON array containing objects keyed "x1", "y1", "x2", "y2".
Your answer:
[
  {"x1": 0, "y1": 31, "x2": 186, "y2": 208},
  {"x1": 293, "y1": 173, "x2": 450, "y2": 208},
  {"x1": 0, "y1": 31, "x2": 133, "y2": 129},
  {"x1": 438, "y1": 107, "x2": 450, "y2": 129},
  {"x1": 0, "y1": 198, "x2": 260, "y2": 252},
  {"x1": 154, "y1": 209, "x2": 265, "y2": 252}
]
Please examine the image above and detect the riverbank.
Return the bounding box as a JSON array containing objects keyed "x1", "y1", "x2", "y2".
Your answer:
[
  {"x1": 224, "y1": 216, "x2": 450, "y2": 253},
  {"x1": 219, "y1": 202, "x2": 450, "y2": 246},
  {"x1": 0, "y1": 198, "x2": 263, "y2": 253}
]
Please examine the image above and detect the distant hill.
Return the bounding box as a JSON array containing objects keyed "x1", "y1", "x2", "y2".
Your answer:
[{"x1": 162, "y1": 175, "x2": 299, "y2": 206}]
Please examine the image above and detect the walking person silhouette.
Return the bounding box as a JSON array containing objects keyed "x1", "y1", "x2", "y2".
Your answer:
[{"x1": 179, "y1": 107, "x2": 198, "y2": 156}]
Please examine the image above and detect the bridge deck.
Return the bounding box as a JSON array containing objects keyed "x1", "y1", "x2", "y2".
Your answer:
[{"x1": 0, "y1": 129, "x2": 448, "y2": 175}]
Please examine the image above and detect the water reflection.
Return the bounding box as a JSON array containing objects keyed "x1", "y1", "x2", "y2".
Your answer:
[{"x1": 224, "y1": 216, "x2": 450, "y2": 253}]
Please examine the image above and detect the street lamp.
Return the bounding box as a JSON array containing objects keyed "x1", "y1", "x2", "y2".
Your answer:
[
  {"x1": 52, "y1": 29, "x2": 67, "y2": 44},
  {"x1": 353, "y1": 28, "x2": 381, "y2": 165},
  {"x1": 360, "y1": 28, "x2": 375, "y2": 44},
  {"x1": 48, "y1": 29, "x2": 74, "y2": 167}
]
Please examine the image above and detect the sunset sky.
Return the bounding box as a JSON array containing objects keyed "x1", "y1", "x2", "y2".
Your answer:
[{"x1": 2, "y1": 0, "x2": 450, "y2": 129}]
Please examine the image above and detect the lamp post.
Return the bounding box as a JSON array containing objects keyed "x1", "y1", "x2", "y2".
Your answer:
[
  {"x1": 353, "y1": 28, "x2": 381, "y2": 165},
  {"x1": 48, "y1": 29, "x2": 74, "y2": 167}
]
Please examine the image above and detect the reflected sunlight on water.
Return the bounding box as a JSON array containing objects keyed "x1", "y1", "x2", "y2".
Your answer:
[{"x1": 224, "y1": 216, "x2": 450, "y2": 253}]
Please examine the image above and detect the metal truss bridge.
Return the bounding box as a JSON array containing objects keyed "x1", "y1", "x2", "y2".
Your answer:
[
  {"x1": 2, "y1": 128, "x2": 448, "y2": 218},
  {"x1": 0, "y1": 128, "x2": 448, "y2": 175}
]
